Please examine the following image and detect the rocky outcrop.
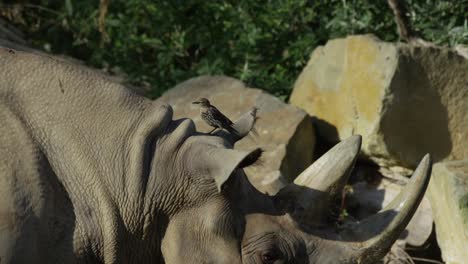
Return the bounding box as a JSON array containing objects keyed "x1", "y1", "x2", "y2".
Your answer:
[
  {"x1": 159, "y1": 75, "x2": 315, "y2": 194},
  {"x1": 290, "y1": 34, "x2": 468, "y2": 168},
  {"x1": 428, "y1": 160, "x2": 468, "y2": 264}
]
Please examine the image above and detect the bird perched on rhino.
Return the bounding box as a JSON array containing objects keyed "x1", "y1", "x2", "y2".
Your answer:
[{"x1": 192, "y1": 98, "x2": 238, "y2": 135}]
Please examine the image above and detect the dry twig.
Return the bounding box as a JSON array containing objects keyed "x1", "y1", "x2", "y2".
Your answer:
[
  {"x1": 387, "y1": 0, "x2": 414, "y2": 42},
  {"x1": 98, "y1": 0, "x2": 110, "y2": 44}
]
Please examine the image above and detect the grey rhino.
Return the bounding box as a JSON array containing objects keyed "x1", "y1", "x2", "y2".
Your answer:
[{"x1": 0, "y1": 48, "x2": 432, "y2": 263}]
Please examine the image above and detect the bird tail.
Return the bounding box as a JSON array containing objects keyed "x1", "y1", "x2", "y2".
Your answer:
[{"x1": 226, "y1": 125, "x2": 239, "y2": 136}]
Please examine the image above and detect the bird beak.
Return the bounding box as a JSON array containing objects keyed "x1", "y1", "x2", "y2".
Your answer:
[{"x1": 192, "y1": 101, "x2": 200, "y2": 104}]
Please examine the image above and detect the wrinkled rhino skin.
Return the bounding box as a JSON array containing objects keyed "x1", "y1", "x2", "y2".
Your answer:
[{"x1": 0, "y1": 48, "x2": 432, "y2": 263}]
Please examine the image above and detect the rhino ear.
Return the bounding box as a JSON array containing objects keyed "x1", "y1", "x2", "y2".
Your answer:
[
  {"x1": 209, "y1": 147, "x2": 263, "y2": 192},
  {"x1": 213, "y1": 107, "x2": 258, "y2": 146}
]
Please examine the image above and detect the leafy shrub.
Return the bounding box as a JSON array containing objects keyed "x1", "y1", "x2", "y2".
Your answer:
[{"x1": 2, "y1": 0, "x2": 467, "y2": 99}]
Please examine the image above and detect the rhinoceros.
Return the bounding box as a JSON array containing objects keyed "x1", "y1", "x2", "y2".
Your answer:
[{"x1": 0, "y1": 47, "x2": 432, "y2": 264}]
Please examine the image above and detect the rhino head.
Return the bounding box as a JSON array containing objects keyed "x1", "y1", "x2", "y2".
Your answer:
[{"x1": 158, "y1": 109, "x2": 432, "y2": 264}]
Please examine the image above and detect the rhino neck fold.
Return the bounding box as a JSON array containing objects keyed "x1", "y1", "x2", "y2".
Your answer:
[{"x1": 2, "y1": 51, "x2": 174, "y2": 261}]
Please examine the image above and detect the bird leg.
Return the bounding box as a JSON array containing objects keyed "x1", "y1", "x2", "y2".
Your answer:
[{"x1": 208, "y1": 128, "x2": 217, "y2": 134}]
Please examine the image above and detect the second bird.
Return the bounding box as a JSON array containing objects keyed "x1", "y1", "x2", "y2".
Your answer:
[{"x1": 192, "y1": 98, "x2": 238, "y2": 135}]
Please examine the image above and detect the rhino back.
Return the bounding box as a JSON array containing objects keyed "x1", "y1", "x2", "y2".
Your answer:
[{"x1": 0, "y1": 48, "x2": 175, "y2": 263}]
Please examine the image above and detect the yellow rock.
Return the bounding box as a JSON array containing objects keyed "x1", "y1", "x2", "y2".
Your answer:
[{"x1": 291, "y1": 35, "x2": 468, "y2": 168}]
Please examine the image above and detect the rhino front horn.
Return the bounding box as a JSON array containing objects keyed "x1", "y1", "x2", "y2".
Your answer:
[{"x1": 341, "y1": 154, "x2": 432, "y2": 263}]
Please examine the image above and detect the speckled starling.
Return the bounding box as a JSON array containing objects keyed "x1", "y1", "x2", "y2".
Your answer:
[{"x1": 192, "y1": 98, "x2": 238, "y2": 135}]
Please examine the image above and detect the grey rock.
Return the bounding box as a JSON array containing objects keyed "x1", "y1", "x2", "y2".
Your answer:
[{"x1": 159, "y1": 75, "x2": 316, "y2": 193}]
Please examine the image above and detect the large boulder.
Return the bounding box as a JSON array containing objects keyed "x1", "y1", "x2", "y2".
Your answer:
[
  {"x1": 428, "y1": 160, "x2": 468, "y2": 264},
  {"x1": 291, "y1": 34, "x2": 468, "y2": 168},
  {"x1": 158, "y1": 75, "x2": 315, "y2": 193}
]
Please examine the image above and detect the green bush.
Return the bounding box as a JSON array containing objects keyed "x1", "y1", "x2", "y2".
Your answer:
[{"x1": 3, "y1": 0, "x2": 467, "y2": 99}]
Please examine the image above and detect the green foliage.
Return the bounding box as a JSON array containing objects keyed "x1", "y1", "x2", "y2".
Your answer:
[
  {"x1": 3, "y1": 0, "x2": 467, "y2": 99},
  {"x1": 408, "y1": 0, "x2": 468, "y2": 46}
]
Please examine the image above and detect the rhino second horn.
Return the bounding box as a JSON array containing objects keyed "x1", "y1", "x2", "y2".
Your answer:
[
  {"x1": 341, "y1": 154, "x2": 432, "y2": 263},
  {"x1": 278, "y1": 135, "x2": 361, "y2": 225}
]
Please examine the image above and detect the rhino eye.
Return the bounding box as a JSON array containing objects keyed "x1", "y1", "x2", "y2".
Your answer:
[{"x1": 261, "y1": 251, "x2": 280, "y2": 264}]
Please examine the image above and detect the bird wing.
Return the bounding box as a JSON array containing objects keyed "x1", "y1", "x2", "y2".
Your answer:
[{"x1": 210, "y1": 106, "x2": 234, "y2": 126}]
